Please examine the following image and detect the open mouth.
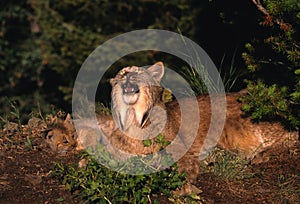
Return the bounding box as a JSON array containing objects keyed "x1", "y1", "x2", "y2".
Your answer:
[
  {"x1": 122, "y1": 82, "x2": 139, "y2": 104},
  {"x1": 122, "y1": 82, "x2": 139, "y2": 95}
]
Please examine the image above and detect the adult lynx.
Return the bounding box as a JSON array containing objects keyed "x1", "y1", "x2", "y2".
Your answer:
[
  {"x1": 46, "y1": 62, "x2": 297, "y2": 180},
  {"x1": 108, "y1": 62, "x2": 297, "y2": 176}
]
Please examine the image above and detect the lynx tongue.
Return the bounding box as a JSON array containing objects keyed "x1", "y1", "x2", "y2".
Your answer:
[
  {"x1": 122, "y1": 94, "x2": 139, "y2": 105},
  {"x1": 122, "y1": 83, "x2": 139, "y2": 105}
]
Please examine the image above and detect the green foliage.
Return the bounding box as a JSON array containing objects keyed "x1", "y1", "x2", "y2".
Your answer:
[
  {"x1": 142, "y1": 134, "x2": 171, "y2": 148},
  {"x1": 218, "y1": 52, "x2": 243, "y2": 92},
  {"x1": 30, "y1": 0, "x2": 197, "y2": 102},
  {"x1": 1, "y1": 0, "x2": 197, "y2": 121},
  {"x1": 155, "y1": 134, "x2": 171, "y2": 148},
  {"x1": 0, "y1": 1, "x2": 46, "y2": 121},
  {"x1": 53, "y1": 151, "x2": 186, "y2": 204},
  {"x1": 142, "y1": 139, "x2": 152, "y2": 147},
  {"x1": 2, "y1": 0, "x2": 298, "y2": 127},
  {"x1": 87, "y1": 134, "x2": 176, "y2": 175},
  {"x1": 242, "y1": 0, "x2": 299, "y2": 128},
  {"x1": 240, "y1": 81, "x2": 299, "y2": 127},
  {"x1": 95, "y1": 103, "x2": 111, "y2": 115},
  {"x1": 0, "y1": 99, "x2": 26, "y2": 128},
  {"x1": 241, "y1": 82, "x2": 284, "y2": 118},
  {"x1": 243, "y1": 1, "x2": 299, "y2": 72},
  {"x1": 178, "y1": 52, "x2": 242, "y2": 96}
]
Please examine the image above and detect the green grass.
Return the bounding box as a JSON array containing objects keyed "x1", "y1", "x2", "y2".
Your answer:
[
  {"x1": 0, "y1": 114, "x2": 9, "y2": 130},
  {"x1": 219, "y1": 51, "x2": 242, "y2": 92},
  {"x1": 177, "y1": 52, "x2": 242, "y2": 96},
  {"x1": 0, "y1": 100, "x2": 22, "y2": 144}
]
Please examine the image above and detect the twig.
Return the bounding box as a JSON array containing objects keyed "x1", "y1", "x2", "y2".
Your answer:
[
  {"x1": 251, "y1": 0, "x2": 292, "y2": 31},
  {"x1": 252, "y1": 0, "x2": 269, "y2": 15}
]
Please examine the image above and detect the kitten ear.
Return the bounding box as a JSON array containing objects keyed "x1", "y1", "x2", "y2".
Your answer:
[{"x1": 147, "y1": 62, "x2": 164, "y2": 82}]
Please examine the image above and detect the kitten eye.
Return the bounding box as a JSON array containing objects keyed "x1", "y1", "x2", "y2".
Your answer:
[
  {"x1": 63, "y1": 136, "x2": 68, "y2": 143},
  {"x1": 47, "y1": 134, "x2": 53, "y2": 139}
]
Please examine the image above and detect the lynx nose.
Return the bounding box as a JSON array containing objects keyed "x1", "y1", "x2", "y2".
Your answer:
[{"x1": 122, "y1": 82, "x2": 139, "y2": 95}]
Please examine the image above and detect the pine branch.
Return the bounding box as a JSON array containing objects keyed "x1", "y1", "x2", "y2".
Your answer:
[{"x1": 251, "y1": 0, "x2": 292, "y2": 31}]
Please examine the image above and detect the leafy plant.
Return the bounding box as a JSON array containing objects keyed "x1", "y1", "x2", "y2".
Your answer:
[
  {"x1": 155, "y1": 134, "x2": 171, "y2": 148},
  {"x1": 241, "y1": 83, "x2": 284, "y2": 120},
  {"x1": 240, "y1": 81, "x2": 299, "y2": 127},
  {"x1": 53, "y1": 150, "x2": 186, "y2": 204}
]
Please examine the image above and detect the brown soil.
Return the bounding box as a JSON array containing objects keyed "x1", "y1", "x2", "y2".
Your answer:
[
  {"x1": 0, "y1": 121, "x2": 82, "y2": 204},
  {"x1": 196, "y1": 142, "x2": 300, "y2": 203},
  {"x1": 0, "y1": 120, "x2": 299, "y2": 204}
]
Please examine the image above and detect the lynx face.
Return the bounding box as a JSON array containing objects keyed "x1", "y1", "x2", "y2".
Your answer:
[
  {"x1": 45, "y1": 114, "x2": 77, "y2": 153},
  {"x1": 110, "y1": 62, "x2": 164, "y2": 132}
]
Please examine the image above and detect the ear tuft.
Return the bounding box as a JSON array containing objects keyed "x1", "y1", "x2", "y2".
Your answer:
[{"x1": 147, "y1": 62, "x2": 164, "y2": 82}]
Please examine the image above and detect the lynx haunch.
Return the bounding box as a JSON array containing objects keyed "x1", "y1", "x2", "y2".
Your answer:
[{"x1": 46, "y1": 62, "x2": 298, "y2": 180}]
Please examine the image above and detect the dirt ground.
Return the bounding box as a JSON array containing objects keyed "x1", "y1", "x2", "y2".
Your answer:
[{"x1": 0, "y1": 120, "x2": 299, "y2": 204}]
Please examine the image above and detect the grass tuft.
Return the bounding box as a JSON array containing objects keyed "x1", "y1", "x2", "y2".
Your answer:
[{"x1": 199, "y1": 148, "x2": 253, "y2": 180}]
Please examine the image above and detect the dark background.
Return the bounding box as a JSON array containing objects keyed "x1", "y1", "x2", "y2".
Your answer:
[{"x1": 0, "y1": 0, "x2": 298, "y2": 124}]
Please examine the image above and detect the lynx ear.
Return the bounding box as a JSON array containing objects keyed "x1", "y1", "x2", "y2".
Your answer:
[
  {"x1": 109, "y1": 78, "x2": 115, "y2": 86},
  {"x1": 110, "y1": 78, "x2": 118, "y2": 86},
  {"x1": 148, "y1": 62, "x2": 164, "y2": 82}
]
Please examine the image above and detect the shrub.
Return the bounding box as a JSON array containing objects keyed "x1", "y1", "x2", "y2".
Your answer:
[
  {"x1": 242, "y1": 0, "x2": 299, "y2": 128},
  {"x1": 53, "y1": 151, "x2": 186, "y2": 204}
]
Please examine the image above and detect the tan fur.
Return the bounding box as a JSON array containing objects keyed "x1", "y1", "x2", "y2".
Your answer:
[
  {"x1": 45, "y1": 114, "x2": 77, "y2": 153},
  {"x1": 46, "y1": 62, "x2": 298, "y2": 181}
]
